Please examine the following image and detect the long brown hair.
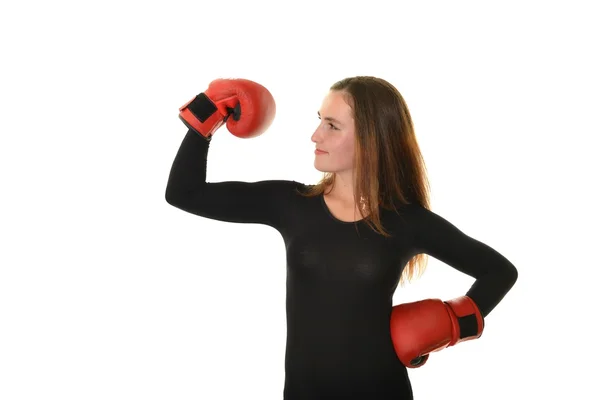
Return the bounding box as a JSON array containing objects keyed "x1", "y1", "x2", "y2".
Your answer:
[{"x1": 299, "y1": 76, "x2": 431, "y2": 285}]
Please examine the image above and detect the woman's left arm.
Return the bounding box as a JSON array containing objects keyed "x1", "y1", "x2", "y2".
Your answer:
[{"x1": 406, "y1": 204, "x2": 519, "y2": 318}]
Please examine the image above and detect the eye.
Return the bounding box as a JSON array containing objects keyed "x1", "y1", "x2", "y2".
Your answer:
[
  {"x1": 318, "y1": 115, "x2": 339, "y2": 131},
  {"x1": 318, "y1": 117, "x2": 338, "y2": 130}
]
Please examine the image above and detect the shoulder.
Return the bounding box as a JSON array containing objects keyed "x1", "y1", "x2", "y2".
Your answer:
[
  {"x1": 394, "y1": 203, "x2": 474, "y2": 254},
  {"x1": 256, "y1": 179, "x2": 307, "y2": 192},
  {"x1": 389, "y1": 202, "x2": 457, "y2": 232},
  {"x1": 288, "y1": 181, "x2": 318, "y2": 196},
  {"x1": 389, "y1": 201, "x2": 429, "y2": 221},
  {"x1": 262, "y1": 180, "x2": 316, "y2": 203}
]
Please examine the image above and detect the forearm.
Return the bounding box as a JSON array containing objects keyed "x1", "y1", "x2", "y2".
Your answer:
[{"x1": 466, "y1": 261, "x2": 518, "y2": 318}]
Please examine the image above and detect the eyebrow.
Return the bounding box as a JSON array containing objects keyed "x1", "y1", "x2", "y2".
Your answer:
[{"x1": 317, "y1": 111, "x2": 343, "y2": 125}]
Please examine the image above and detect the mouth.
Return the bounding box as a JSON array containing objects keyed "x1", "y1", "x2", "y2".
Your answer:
[{"x1": 315, "y1": 149, "x2": 328, "y2": 155}]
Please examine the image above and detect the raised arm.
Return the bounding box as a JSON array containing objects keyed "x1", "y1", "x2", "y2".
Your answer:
[
  {"x1": 165, "y1": 78, "x2": 296, "y2": 230},
  {"x1": 165, "y1": 128, "x2": 296, "y2": 229}
]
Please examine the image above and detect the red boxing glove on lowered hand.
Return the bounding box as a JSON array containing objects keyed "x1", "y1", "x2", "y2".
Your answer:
[
  {"x1": 179, "y1": 78, "x2": 276, "y2": 139},
  {"x1": 390, "y1": 296, "x2": 484, "y2": 368}
]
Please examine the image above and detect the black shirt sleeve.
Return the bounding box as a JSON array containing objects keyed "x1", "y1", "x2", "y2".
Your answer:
[
  {"x1": 165, "y1": 129, "x2": 296, "y2": 230},
  {"x1": 406, "y1": 204, "x2": 518, "y2": 318}
]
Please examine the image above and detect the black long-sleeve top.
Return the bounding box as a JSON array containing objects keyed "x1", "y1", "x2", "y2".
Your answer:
[{"x1": 165, "y1": 129, "x2": 518, "y2": 400}]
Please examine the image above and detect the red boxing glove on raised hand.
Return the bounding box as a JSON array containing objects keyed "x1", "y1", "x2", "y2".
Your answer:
[
  {"x1": 179, "y1": 78, "x2": 276, "y2": 139},
  {"x1": 390, "y1": 296, "x2": 484, "y2": 368}
]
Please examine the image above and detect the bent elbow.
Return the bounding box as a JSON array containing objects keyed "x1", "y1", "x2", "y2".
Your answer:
[
  {"x1": 165, "y1": 186, "x2": 186, "y2": 207},
  {"x1": 509, "y1": 262, "x2": 518, "y2": 282},
  {"x1": 165, "y1": 190, "x2": 175, "y2": 206},
  {"x1": 503, "y1": 262, "x2": 519, "y2": 291}
]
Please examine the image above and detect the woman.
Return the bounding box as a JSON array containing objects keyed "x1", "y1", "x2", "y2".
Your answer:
[{"x1": 165, "y1": 76, "x2": 518, "y2": 400}]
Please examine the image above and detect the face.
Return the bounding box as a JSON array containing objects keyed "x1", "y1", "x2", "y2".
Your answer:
[{"x1": 311, "y1": 90, "x2": 356, "y2": 174}]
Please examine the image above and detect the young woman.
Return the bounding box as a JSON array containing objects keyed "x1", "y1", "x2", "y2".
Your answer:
[{"x1": 165, "y1": 76, "x2": 518, "y2": 400}]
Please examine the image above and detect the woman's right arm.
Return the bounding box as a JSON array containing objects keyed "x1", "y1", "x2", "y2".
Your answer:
[{"x1": 165, "y1": 129, "x2": 296, "y2": 230}]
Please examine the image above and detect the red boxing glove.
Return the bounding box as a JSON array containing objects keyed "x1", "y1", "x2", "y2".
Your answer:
[
  {"x1": 390, "y1": 296, "x2": 484, "y2": 368},
  {"x1": 179, "y1": 78, "x2": 276, "y2": 139}
]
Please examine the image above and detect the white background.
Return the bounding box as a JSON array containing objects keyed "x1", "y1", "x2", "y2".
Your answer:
[{"x1": 1, "y1": 1, "x2": 598, "y2": 399}]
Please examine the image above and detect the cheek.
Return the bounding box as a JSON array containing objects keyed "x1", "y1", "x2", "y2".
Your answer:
[
  {"x1": 343, "y1": 137, "x2": 355, "y2": 161},
  {"x1": 321, "y1": 135, "x2": 355, "y2": 165},
  {"x1": 344, "y1": 137, "x2": 355, "y2": 153},
  {"x1": 328, "y1": 137, "x2": 354, "y2": 166}
]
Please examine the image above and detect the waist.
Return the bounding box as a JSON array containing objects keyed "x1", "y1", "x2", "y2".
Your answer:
[
  {"x1": 284, "y1": 331, "x2": 402, "y2": 373},
  {"x1": 283, "y1": 358, "x2": 411, "y2": 400}
]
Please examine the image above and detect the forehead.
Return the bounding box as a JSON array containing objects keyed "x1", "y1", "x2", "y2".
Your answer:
[{"x1": 319, "y1": 91, "x2": 354, "y2": 121}]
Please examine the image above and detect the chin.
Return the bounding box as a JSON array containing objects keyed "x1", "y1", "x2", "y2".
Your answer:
[
  {"x1": 314, "y1": 166, "x2": 335, "y2": 173},
  {"x1": 313, "y1": 161, "x2": 327, "y2": 172}
]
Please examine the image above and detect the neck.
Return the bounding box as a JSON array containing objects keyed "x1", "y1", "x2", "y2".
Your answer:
[{"x1": 328, "y1": 172, "x2": 358, "y2": 205}]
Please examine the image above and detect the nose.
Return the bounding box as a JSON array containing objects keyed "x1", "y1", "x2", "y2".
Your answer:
[{"x1": 311, "y1": 125, "x2": 323, "y2": 143}]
